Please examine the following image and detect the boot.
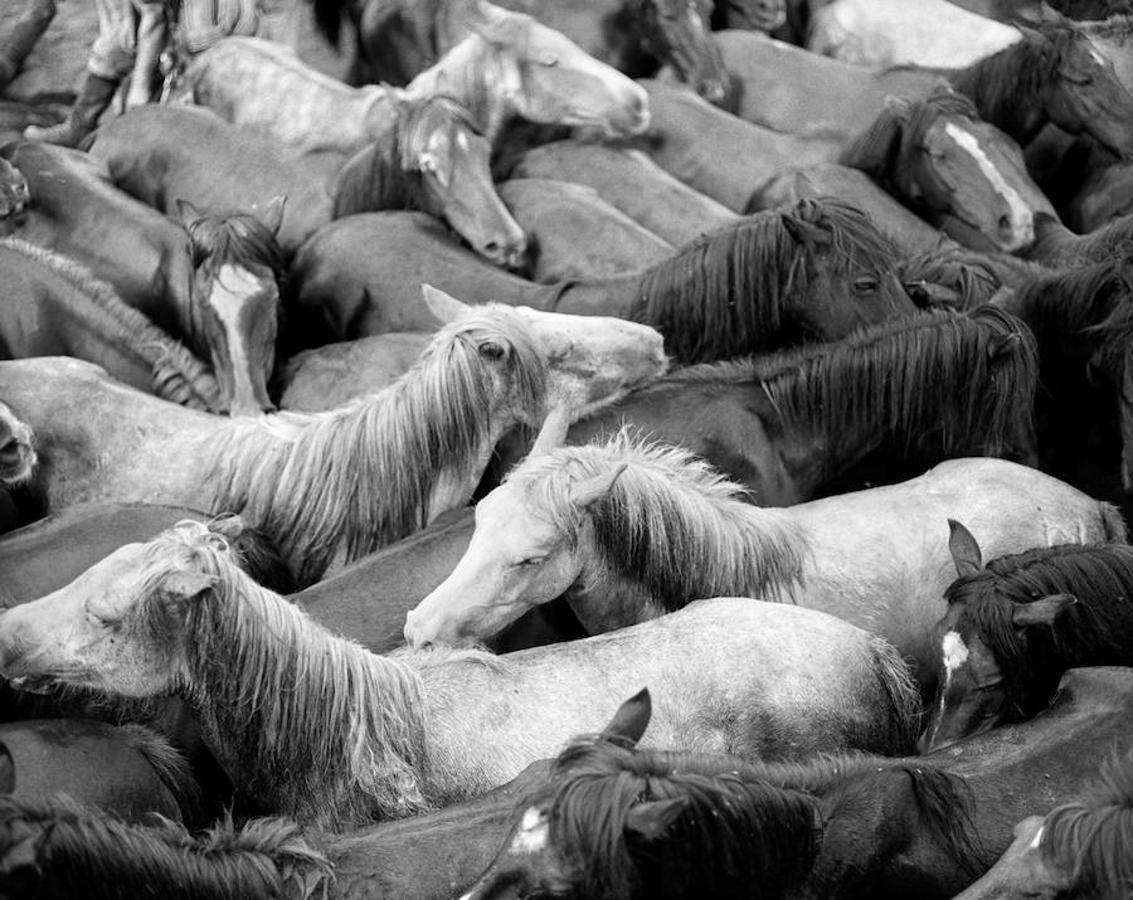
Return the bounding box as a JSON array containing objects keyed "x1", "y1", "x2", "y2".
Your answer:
[
  {"x1": 0, "y1": 0, "x2": 55, "y2": 89},
  {"x1": 24, "y1": 70, "x2": 118, "y2": 147}
]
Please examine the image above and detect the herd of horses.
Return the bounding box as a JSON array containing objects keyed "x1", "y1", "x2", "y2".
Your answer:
[{"x1": 2, "y1": 0, "x2": 1133, "y2": 896}]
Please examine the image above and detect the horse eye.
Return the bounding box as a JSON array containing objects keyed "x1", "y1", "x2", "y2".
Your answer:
[
  {"x1": 541, "y1": 55, "x2": 558, "y2": 67},
  {"x1": 515, "y1": 556, "x2": 547, "y2": 568},
  {"x1": 853, "y1": 277, "x2": 879, "y2": 294},
  {"x1": 479, "y1": 341, "x2": 506, "y2": 360}
]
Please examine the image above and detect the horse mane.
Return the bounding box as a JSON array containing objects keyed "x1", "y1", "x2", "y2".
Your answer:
[
  {"x1": 140, "y1": 521, "x2": 431, "y2": 826},
  {"x1": 655, "y1": 307, "x2": 1038, "y2": 473},
  {"x1": 944, "y1": 543, "x2": 1133, "y2": 714},
  {"x1": 900, "y1": 247, "x2": 1006, "y2": 309},
  {"x1": 114, "y1": 722, "x2": 202, "y2": 820},
  {"x1": 541, "y1": 735, "x2": 821, "y2": 898},
  {"x1": 949, "y1": 20, "x2": 1086, "y2": 128},
  {"x1": 0, "y1": 237, "x2": 222, "y2": 412},
  {"x1": 0, "y1": 795, "x2": 332, "y2": 898},
  {"x1": 1024, "y1": 212, "x2": 1133, "y2": 269},
  {"x1": 628, "y1": 197, "x2": 901, "y2": 363},
  {"x1": 184, "y1": 210, "x2": 287, "y2": 283},
  {"x1": 1042, "y1": 747, "x2": 1133, "y2": 898},
  {"x1": 207, "y1": 302, "x2": 547, "y2": 584},
  {"x1": 331, "y1": 94, "x2": 483, "y2": 218},
  {"x1": 507, "y1": 431, "x2": 807, "y2": 612}
]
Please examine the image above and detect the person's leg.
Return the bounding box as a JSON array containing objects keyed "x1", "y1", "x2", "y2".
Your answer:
[{"x1": 0, "y1": 0, "x2": 56, "y2": 88}]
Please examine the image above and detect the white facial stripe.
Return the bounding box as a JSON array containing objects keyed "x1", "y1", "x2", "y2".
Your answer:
[
  {"x1": 208, "y1": 263, "x2": 267, "y2": 401},
  {"x1": 1028, "y1": 824, "x2": 1045, "y2": 851},
  {"x1": 509, "y1": 807, "x2": 550, "y2": 854},
  {"x1": 1089, "y1": 47, "x2": 1107, "y2": 67},
  {"x1": 943, "y1": 122, "x2": 1030, "y2": 235},
  {"x1": 942, "y1": 630, "x2": 970, "y2": 675}
]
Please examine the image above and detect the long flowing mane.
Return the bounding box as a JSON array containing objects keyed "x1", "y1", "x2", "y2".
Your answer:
[
  {"x1": 507, "y1": 432, "x2": 808, "y2": 611},
  {"x1": 656, "y1": 306, "x2": 1038, "y2": 477},
  {"x1": 0, "y1": 237, "x2": 222, "y2": 411},
  {"x1": 944, "y1": 543, "x2": 1133, "y2": 714},
  {"x1": 1042, "y1": 748, "x2": 1133, "y2": 898},
  {"x1": 628, "y1": 198, "x2": 902, "y2": 363},
  {"x1": 141, "y1": 522, "x2": 431, "y2": 826},
  {"x1": 207, "y1": 302, "x2": 547, "y2": 583},
  {"x1": 0, "y1": 795, "x2": 332, "y2": 898},
  {"x1": 332, "y1": 94, "x2": 483, "y2": 218}
]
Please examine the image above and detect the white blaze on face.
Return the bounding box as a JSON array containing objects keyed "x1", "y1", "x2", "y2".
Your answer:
[
  {"x1": 208, "y1": 263, "x2": 264, "y2": 402},
  {"x1": 1028, "y1": 824, "x2": 1045, "y2": 851},
  {"x1": 942, "y1": 630, "x2": 970, "y2": 678},
  {"x1": 509, "y1": 806, "x2": 550, "y2": 855},
  {"x1": 942, "y1": 121, "x2": 1031, "y2": 244}
]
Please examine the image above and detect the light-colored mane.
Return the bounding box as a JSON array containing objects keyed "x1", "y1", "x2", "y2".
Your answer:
[
  {"x1": 507, "y1": 431, "x2": 808, "y2": 611},
  {"x1": 206, "y1": 303, "x2": 547, "y2": 584},
  {"x1": 0, "y1": 237, "x2": 222, "y2": 412},
  {"x1": 144, "y1": 522, "x2": 430, "y2": 827}
]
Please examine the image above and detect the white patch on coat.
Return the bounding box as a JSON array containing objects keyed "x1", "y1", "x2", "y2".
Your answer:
[
  {"x1": 509, "y1": 806, "x2": 550, "y2": 854},
  {"x1": 943, "y1": 122, "x2": 1031, "y2": 243},
  {"x1": 207, "y1": 263, "x2": 263, "y2": 401},
  {"x1": 942, "y1": 630, "x2": 970, "y2": 675},
  {"x1": 1028, "y1": 824, "x2": 1045, "y2": 851}
]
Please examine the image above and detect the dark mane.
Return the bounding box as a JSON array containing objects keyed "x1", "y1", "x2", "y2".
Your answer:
[
  {"x1": 657, "y1": 306, "x2": 1038, "y2": 473},
  {"x1": 1042, "y1": 747, "x2": 1133, "y2": 898},
  {"x1": 944, "y1": 543, "x2": 1133, "y2": 715},
  {"x1": 542, "y1": 736, "x2": 820, "y2": 898},
  {"x1": 332, "y1": 94, "x2": 481, "y2": 218},
  {"x1": 1024, "y1": 212, "x2": 1133, "y2": 269},
  {"x1": 900, "y1": 247, "x2": 1006, "y2": 310},
  {"x1": 0, "y1": 795, "x2": 332, "y2": 898},
  {"x1": 185, "y1": 209, "x2": 287, "y2": 283},
  {"x1": 628, "y1": 197, "x2": 901, "y2": 363}
]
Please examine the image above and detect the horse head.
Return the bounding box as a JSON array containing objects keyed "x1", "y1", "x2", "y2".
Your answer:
[
  {"x1": 0, "y1": 400, "x2": 36, "y2": 487},
  {"x1": 630, "y1": 0, "x2": 728, "y2": 104},
  {"x1": 0, "y1": 157, "x2": 29, "y2": 223}
]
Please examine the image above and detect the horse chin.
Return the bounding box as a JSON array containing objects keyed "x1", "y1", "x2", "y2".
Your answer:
[
  {"x1": 0, "y1": 449, "x2": 37, "y2": 486},
  {"x1": 5, "y1": 673, "x2": 63, "y2": 695}
]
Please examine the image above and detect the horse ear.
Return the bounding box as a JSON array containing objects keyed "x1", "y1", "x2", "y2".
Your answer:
[
  {"x1": 988, "y1": 331, "x2": 1022, "y2": 362},
  {"x1": 600, "y1": 688, "x2": 652, "y2": 747},
  {"x1": 252, "y1": 195, "x2": 287, "y2": 236},
  {"x1": 1012, "y1": 594, "x2": 1077, "y2": 629},
  {"x1": 780, "y1": 211, "x2": 830, "y2": 249},
  {"x1": 948, "y1": 519, "x2": 983, "y2": 577},
  {"x1": 421, "y1": 284, "x2": 471, "y2": 324},
  {"x1": 624, "y1": 797, "x2": 689, "y2": 843},
  {"x1": 175, "y1": 198, "x2": 204, "y2": 226},
  {"x1": 1036, "y1": 3, "x2": 1067, "y2": 25},
  {"x1": 843, "y1": 95, "x2": 911, "y2": 178},
  {"x1": 530, "y1": 404, "x2": 572, "y2": 457},
  {"x1": 569, "y1": 464, "x2": 628, "y2": 510},
  {"x1": 160, "y1": 570, "x2": 217, "y2": 602}
]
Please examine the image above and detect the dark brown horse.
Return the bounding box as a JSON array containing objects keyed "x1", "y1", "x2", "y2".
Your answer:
[
  {"x1": 289, "y1": 197, "x2": 916, "y2": 363},
  {"x1": 1, "y1": 141, "x2": 285, "y2": 414}
]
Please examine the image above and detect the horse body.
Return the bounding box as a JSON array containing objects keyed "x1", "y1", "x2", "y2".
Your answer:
[
  {"x1": 0, "y1": 523, "x2": 919, "y2": 828},
  {"x1": 511, "y1": 140, "x2": 740, "y2": 246},
  {"x1": 808, "y1": 0, "x2": 1020, "y2": 68},
  {"x1": 407, "y1": 437, "x2": 1122, "y2": 692},
  {"x1": 497, "y1": 178, "x2": 673, "y2": 283}
]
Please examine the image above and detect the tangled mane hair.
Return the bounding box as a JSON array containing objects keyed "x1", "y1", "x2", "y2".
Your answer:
[
  {"x1": 628, "y1": 197, "x2": 902, "y2": 364},
  {"x1": 944, "y1": 542, "x2": 1133, "y2": 717},
  {"x1": 0, "y1": 237, "x2": 222, "y2": 412},
  {"x1": 1041, "y1": 747, "x2": 1133, "y2": 898},
  {"x1": 899, "y1": 246, "x2": 1006, "y2": 310},
  {"x1": 0, "y1": 795, "x2": 332, "y2": 898},
  {"x1": 184, "y1": 210, "x2": 287, "y2": 284},
  {"x1": 332, "y1": 94, "x2": 488, "y2": 218},
  {"x1": 139, "y1": 521, "x2": 431, "y2": 827},
  {"x1": 506, "y1": 431, "x2": 807, "y2": 611},
  {"x1": 662, "y1": 306, "x2": 1038, "y2": 476},
  {"x1": 207, "y1": 303, "x2": 547, "y2": 584},
  {"x1": 1023, "y1": 212, "x2": 1133, "y2": 269}
]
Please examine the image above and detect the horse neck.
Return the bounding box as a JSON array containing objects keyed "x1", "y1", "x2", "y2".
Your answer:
[
  {"x1": 948, "y1": 47, "x2": 1050, "y2": 144},
  {"x1": 182, "y1": 570, "x2": 431, "y2": 828},
  {"x1": 406, "y1": 37, "x2": 511, "y2": 144},
  {"x1": 553, "y1": 273, "x2": 640, "y2": 317}
]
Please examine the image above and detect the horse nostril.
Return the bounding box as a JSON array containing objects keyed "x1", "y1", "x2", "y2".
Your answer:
[
  {"x1": 998, "y1": 214, "x2": 1013, "y2": 235},
  {"x1": 484, "y1": 240, "x2": 501, "y2": 255},
  {"x1": 0, "y1": 438, "x2": 20, "y2": 463}
]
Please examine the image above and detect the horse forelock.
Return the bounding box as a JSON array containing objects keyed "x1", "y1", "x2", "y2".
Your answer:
[
  {"x1": 208, "y1": 304, "x2": 546, "y2": 583},
  {"x1": 142, "y1": 521, "x2": 430, "y2": 825},
  {"x1": 0, "y1": 237, "x2": 222, "y2": 412},
  {"x1": 0, "y1": 795, "x2": 332, "y2": 897},
  {"x1": 900, "y1": 247, "x2": 1004, "y2": 309},
  {"x1": 186, "y1": 212, "x2": 286, "y2": 283},
  {"x1": 539, "y1": 736, "x2": 819, "y2": 898},
  {"x1": 944, "y1": 543, "x2": 1133, "y2": 711},
  {"x1": 1042, "y1": 748, "x2": 1133, "y2": 898},
  {"x1": 508, "y1": 432, "x2": 806, "y2": 611}
]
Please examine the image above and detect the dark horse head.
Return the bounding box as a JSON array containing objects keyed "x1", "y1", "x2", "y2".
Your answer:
[
  {"x1": 616, "y1": 0, "x2": 728, "y2": 104},
  {"x1": 922, "y1": 522, "x2": 1133, "y2": 752}
]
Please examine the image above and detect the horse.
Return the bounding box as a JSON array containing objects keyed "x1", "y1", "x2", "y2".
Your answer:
[
  {"x1": 0, "y1": 398, "x2": 41, "y2": 535},
  {"x1": 0, "y1": 290, "x2": 666, "y2": 584},
  {"x1": 0, "y1": 796, "x2": 332, "y2": 898},
  {"x1": 405, "y1": 428, "x2": 1124, "y2": 693},
  {"x1": 0, "y1": 141, "x2": 284, "y2": 415},
  {"x1": 0, "y1": 719, "x2": 190, "y2": 824},
  {"x1": 954, "y1": 746, "x2": 1133, "y2": 900},
  {"x1": 308, "y1": 0, "x2": 727, "y2": 103},
  {"x1": 462, "y1": 690, "x2": 984, "y2": 900},
  {"x1": 178, "y1": 24, "x2": 648, "y2": 154},
  {"x1": 0, "y1": 520, "x2": 922, "y2": 829},
  {"x1": 0, "y1": 238, "x2": 221, "y2": 412},
  {"x1": 541, "y1": 306, "x2": 1040, "y2": 506},
  {"x1": 87, "y1": 98, "x2": 528, "y2": 270},
  {"x1": 641, "y1": 80, "x2": 1052, "y2": 252},
  {"x1": 289, "y1": 198, "x2": 917, "y2": 364},
  {"x1": 808, "y1": 0, "x2": 1021, "y2": 68},
  {"x1": 921, "y1": 529, "x2": 1133, "y2": 752},
  {"x1": 1022, "y1": 211, "x2": 1133, "y2": 269},
  {"x1": 497, "y1": 178, "x2": 673, "y2": 282},
  {"x1": 0, "y1": 154, "x2": 28, "y2": 220},
  {"x1": 509, "y1": 140, "x2": 740, "y2": 247}
]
